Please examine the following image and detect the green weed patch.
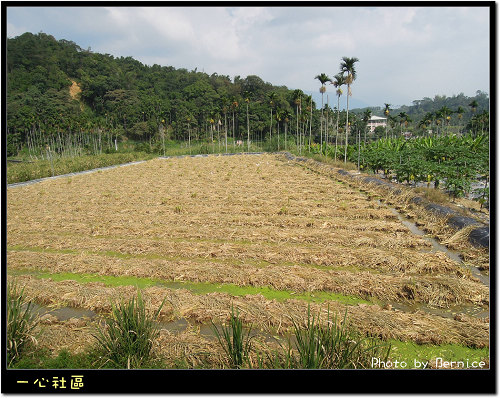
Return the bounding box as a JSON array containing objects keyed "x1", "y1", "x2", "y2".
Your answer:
[
  {"x1": 8, "y1": 268, "x2": 371, "y2": 306},
  {"x1": 383, "y1": 339, "x2": 489, "y2": 369}
]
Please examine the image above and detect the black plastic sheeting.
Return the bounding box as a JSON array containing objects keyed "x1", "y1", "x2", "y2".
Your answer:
[
  {"x1": 281, "y1": 152, "x2": 489, "y2": 248},
  {"x1": 424, "y1": 203, "x2": 458, "y2": 217},
  {"x1": 447, "y1": 216, "x2": 482, "y2": 230},
  {"x1": 469, "y1": 227, "x2": 490, "y2": 248}
]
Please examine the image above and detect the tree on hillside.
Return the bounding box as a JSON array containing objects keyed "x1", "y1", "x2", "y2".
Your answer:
[
  {"x1": 8, "y1": 33, "x2": 489, "y2": 156},
  {"x1": 437, "y1": 106, "x2": 453, "y2": 135},
  {"x1": 398, "y1": 112, "x2": 408, "y2": 136},
  {"x1": 468, "y1": 100, "x2": 478, "y2": 134}
]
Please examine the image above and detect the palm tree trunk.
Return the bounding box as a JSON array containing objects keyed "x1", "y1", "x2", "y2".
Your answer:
[
  {"x1": 285, "y1": 122, "x2": 287, "y2": 151},
  {"x1": 335, "y1": 96, "x2": 340, "y2": 162},
  {"x1": 277, "y1": 120, "x2": 280, "y2": 151},
  {"x1": 225, "y1": 113, "x2": 228, "y2": 153},
  {"x1": 320, "y1": 93, "x2": 324, "y2": 149},
  {"x1": 309, "y1": 97, "x2": 313, "y2": 150},
  {"x1": 326, "y1": 95, "x2": 329, "y2": 156},
  {"x1": 296, "y1": 105, "x2": 299, "y2": 151},
  {"x1": 247, "y1": 102, "x2": 250, "y2": 152},
  {"x1": 357, "y1": 128, "x2": 361, "y2": 171},
  {"x1": 269, "y1": 109, "x2": 273, "y2": 142},
  {"x1": 344, "y1": 84, "x2": 350, "y2": 163},
  {"x1": 233, "y1": 111, "x2": 235, "y2": 150}
]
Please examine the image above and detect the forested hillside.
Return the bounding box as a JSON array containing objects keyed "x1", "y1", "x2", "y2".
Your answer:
[
  {"x1": 7, "y1": 32, "x2": 313, "y2": 157},
  {"x1": 7, "y1": 32, "x2": 489, "y2": 158}
]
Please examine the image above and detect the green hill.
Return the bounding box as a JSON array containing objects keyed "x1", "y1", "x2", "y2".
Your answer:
[
  {"x1": 7, "y1": 32, "x2": 311, "y2": 157},
  {"x1": 6, "y1": 32, "x2": 489, "y2": 158}
]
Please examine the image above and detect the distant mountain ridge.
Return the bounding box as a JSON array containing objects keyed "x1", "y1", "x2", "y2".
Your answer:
[{"x1": 351, "y1": 91, "x2": 489, "y2": 120}]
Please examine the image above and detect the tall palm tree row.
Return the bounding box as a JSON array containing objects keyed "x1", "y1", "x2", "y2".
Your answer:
[{"x1": 339, "y1": 57, "x2": 359, "y2": 163}]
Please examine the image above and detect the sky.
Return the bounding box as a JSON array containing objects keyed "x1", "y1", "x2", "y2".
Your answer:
[{"x1": 6, "y1": 5, "x2": 491, "y2": 109}]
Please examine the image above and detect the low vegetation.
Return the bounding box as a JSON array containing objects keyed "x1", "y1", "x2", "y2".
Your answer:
[
  {"x1": 93, "y1": 292, "x2": 165, "y2": 369},
  {"x1": 7, "y1": 282, "x2": 39, "y2": 366}
]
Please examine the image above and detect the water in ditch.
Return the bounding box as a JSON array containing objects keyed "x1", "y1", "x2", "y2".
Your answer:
[
  {"x1": 383, "y1": 203, "x2": 489, "y2": 287},
  {"x1": 31, "y1": 303, "x2": 281, "y2": 343},
  {"x1": 31, "y1": 303, "x2": 97, "y2": 321},
  {"x1": 379, "y1": 201, "x2": 489, "y2": 319}
]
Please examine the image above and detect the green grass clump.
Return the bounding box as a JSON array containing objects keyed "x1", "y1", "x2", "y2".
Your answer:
[
  {"x1": 288, "y1": 306, "x2": 391, "y2": 369},
  {"x1": 93, "y1": 292, "x2": 164, "y2": 369},
  {"x1": 7, "y1": 282, "x2": 39, "y2": 366},
  {"x1": 211, "y1": 306, "x2": 254, "y2": 369},
  {"x1": 214, "y1": 305, "x2": 391, "y2": 369}
]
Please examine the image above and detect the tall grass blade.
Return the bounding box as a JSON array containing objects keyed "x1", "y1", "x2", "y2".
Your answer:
[
  {"x1": 210, "y1": 305, "x2": 253, "y2": 369},
  {"x1": 93, "y1": 291, "x2": 164, "y2": 369},
  {"x1": 7, "y1": 282, "x2": 39, "y2": 366}
]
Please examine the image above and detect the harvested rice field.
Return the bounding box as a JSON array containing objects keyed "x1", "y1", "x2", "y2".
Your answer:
[{"x1": 7, "y1": 153, "x2": 489, "y2": 368}]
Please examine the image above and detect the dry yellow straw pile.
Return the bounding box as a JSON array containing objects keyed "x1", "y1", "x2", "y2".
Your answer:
[{"x1": 7, "y1": 154, "x2": 489, "y2": 355}]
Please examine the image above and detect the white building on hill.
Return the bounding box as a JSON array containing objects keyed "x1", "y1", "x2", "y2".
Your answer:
[{"x1": 367, "y1": 116, "x2": 387, "y2": 133}]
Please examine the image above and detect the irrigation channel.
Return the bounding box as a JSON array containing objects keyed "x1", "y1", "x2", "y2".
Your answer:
[
  {"x1": 9, "y1": 152, "x2": 489, "y2": 346},
  {"x1": 380, "y1": 204, "x2": 488, "y2": 319}
]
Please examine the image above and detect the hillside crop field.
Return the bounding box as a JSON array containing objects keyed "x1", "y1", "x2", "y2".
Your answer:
[{"x1": 7, "y1": 153, "x2": 489, "y2": 368}]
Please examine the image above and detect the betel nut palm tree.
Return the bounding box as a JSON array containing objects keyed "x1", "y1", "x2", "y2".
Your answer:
[
  {"x1": 244, "y1": 92, "x2": 251, "y2": 151},
  {"x1": 331, "y1": 73, "x2": 346, "y2": 161},
  {"x1": 383, "y1": 103, "x2": 391, "y2": 139},
  {"x1": 340, "y1": 57, "x2": 359, "y2": 163},
  {"x1": 268, "y1": 92, "x2": 278, "y2": 142},
  {"x1": 468, "y1": 100, "x2": 478, "y2": 135},
  {"x1": 292, "y1": 89, "x2": 303, "y2": 152},
  {"x1": 315, "y1": 73, "x2": 331, "y2": 149},
  {"x1": 456, "y1": 106, "x2": 465, "y2": 135},
  {"x1": 362, "y1": 109, "x2": 372, "y2": 145},
  {"x1": 438, "y1": 106, "x2": 453, "y2": 135}
]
